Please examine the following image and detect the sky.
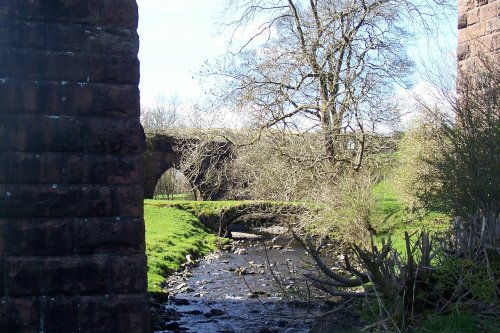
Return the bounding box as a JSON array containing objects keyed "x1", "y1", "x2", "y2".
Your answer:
[
  {"x1": 137, "y1": 1, "x2": 458, "y2": 114},
  {"x1": 137, "y1": 0, "x2": 225, "y2": 106}
]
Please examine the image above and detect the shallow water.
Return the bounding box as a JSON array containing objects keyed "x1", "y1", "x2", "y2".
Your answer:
[{"x1": 155, "y1": 235, "x2": 328, "y2": 333}]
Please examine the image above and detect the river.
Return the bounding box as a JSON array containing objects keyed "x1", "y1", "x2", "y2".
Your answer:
[{"x1": 152, "y1": 231, "x2": 340, "y2": 333}]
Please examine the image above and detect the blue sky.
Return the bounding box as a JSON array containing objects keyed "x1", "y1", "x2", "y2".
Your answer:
[
  {"x1": 137, "y1": 1, "x2": 457, "y2": 108},
  {"x1": 137, "y1": 0, "x2": 225, "y2": 105}
]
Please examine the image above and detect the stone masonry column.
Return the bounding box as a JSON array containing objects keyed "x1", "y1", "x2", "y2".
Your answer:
[
  {"x1": 458, "y1": 0, "x2": 499, "y2": 68},
  {"x1": 0, "y1": 1, "x2": 150, "y2": 331}
]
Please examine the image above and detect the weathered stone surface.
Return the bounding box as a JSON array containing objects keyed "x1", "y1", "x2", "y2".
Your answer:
[
  {"x1": 4, "y1": 218, "x2": 74, "y2": 256},
  {"x1": 75, "y1": 217, "x2": 145, "y2": 254},
  {"x1": 44, "y1": 297, "x2": 79, "y2": 333},
  {"x1": 14, "y1": 0, "x2": 138, "y2": 29},
  {"x1": 62, "y1": 83, "x2": 140, "y2": 117},
  {"x1": 5, "y1": 259, "x2": 44, "y2": 296},
  {"x1": 43, "y1": 256, "x2": 109, "y2": 295},
  {"x1": 110, "y1": 254, "x2": 148, "y2": 293},
  {"x1": 79, "y1": 295, "x2": 150, "y2": 333},
  {"x1": 2, "y1": 297, "x2": 41, "y2": 332},
  {"x1": 458, "y1": 0, "x2": 499, "y2": 66},
  {"x1": 0, "y1": 81, "x2": 62, "y2": 115}
]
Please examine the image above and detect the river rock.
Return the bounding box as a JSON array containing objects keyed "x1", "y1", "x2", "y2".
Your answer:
[
  {"x1": 205, "y1": 308, "x2": 225, "y2": 317},
  {"x1": 234, "y1": 248, "x2": 248, "y2": 255},
  {"x1": 176, "y1": 283, "x2": 188, "y2": 290},
  {"x1": 174, "y1": 298, "x2": 190, "y2": 306}
]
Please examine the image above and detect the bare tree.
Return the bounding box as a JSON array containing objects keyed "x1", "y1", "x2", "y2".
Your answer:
[
  {"x1": 141, "y1": 94, "x2": 183, "y2": 133},
  {"x1": 202, "y1": 0, "x2": 452, "y2": 171}
]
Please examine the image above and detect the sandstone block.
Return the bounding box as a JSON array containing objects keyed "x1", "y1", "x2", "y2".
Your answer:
[
  {"x1": 6, "y1": 259, "x2": 43, "y2": 296},
  {"x1": 467, "y1": 8, "x2": 480, "y2": 26},
  {"x1": 88, "y1": 55, "x2": 140, "y2": 85},
  {"x1": 0, "y1": 258, "x2": 4, "y2": 296},
  {"x1": 79, "y1": 295, "x2": 150, "y2": 333},
  {"x1": 459, "y1": 0, "x2": 477, "y2": 12},
  {"x1": 112, "y1": 185, "x2": 144, "y2": 217},
  {"x1": 44, "y1": 297, "x2": 78, "y2": 333},
  {"x1": 486, "y1": 18, "x2": 499, "y2": 33},
  {"x1": 8, "y1": 49, "x2": 88, "y2": 81},
  {"x1": 86, "y1": 117, "x2": 145, "y2": 154},
  {"x1": 1, "y1": 297, "x2": 40, "y2": 332},
  {"x1": 110, "y1": 254, "x2": 148, "y2": 293},
  {"x1": 493, "y1": 31, "x2": 500, "y2": 50},
  {"x1": 4, "y1": 21, "x2": 48, "y2": 50},
  {"x1": 0, "y1": 185, "x2": 117, "y2": 218},
  {"x1": 75, "y1": 217, "x2": 145, "y2": 255},
  {"x1": 64, "y1": 154, "x2": 142, "y2": 185},
  {"x1": 0, "y1": 152, "x2": 63, "y2": 184},
  {"x1": 43, "y1": 256, "x2": 108, "y2": 294},
  {"x1": 0, "y1": 115, "x2": 86, "y2": 152},
  {"x1": 457, "y1": 43, "x2": 470, "y2": 60},
  {"x1": 62, "y1": 83, "x2": 140, "y2": 117},
  {"x1": 0, "y1": 48, "x2": 7, "y2": 77},
  {"x1": 14, "y1": 0, "x2": 138, "y2": 29},
  {"x1": 0, "y1": 0, "x2": 14, "y2": 19},
  {"x1": 4, "y1": 218, "x2": 74, "y2": 256},
  {"x1": 0, "y1": 81, "x2": 62, "y2": 116},
  {"x1": 480, "y1": 2, "x2": 499, "y2": 21}
]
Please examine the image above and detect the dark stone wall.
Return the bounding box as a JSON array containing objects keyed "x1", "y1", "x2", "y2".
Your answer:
[{"x1": 0, "y1": 1, "x2": 150, "y2": 332}]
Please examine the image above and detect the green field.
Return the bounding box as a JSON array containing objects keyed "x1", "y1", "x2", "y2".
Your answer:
[
  {"x1": 145, "y1": 203, "x2": 220, "y2": 292},
  {"x1": 370, "y1": 180, "x2": 451, "y2": 252}
]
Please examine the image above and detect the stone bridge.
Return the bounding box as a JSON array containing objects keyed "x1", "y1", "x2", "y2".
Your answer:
[
  {"x1": 0, "y1": 0, "x2": 497, "y2": 332},
  {"x1": 143, "y1": 133, "x2": 234, "y2": 201}
]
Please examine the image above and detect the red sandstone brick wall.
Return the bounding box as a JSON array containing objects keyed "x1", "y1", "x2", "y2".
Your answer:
[
  {"x1": 0, "y1": 1, "x2": 149, "y2": 331},
  {"x1": 458, "y1": 0, "x2": 499, "y2": 68}
]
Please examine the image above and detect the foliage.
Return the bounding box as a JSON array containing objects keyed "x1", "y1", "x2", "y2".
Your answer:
[
  {"x1": 420, "y1": 57, "x2": 500, "y2": 221},
  {"x1": 434, "y1": 257, "x2": 499, "y2": 302},
  {"x1": 175, "y1": 135, "x2": 234, "y2": 200},
  {"x1": 153, "y1": 168, "x2": 191, "y2": 200},
  {"x1": 141, "y1": 94, "x2": 182, "y2": 133},
  {"x1": 144, "y1": 203, "x2": 219, "y2": 292},
  {"x1": 416, "y1": 313, "x2": 479, "y2": 333},
  {"x1": 204, "y1": 0, "x2": 454, "y2": 170},
  {"x1": 392, "y1": 120, "x2": 445, "y2": 212},
  {"x1": 146, "y1": 198, "x2": 305, "y2": 236}
]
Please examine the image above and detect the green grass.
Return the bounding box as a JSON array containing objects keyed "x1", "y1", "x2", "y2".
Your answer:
[
  {"x1": 370, "y1": 180, "x2": 451, "y2": 253},
  {"x1": 145, "y1": 199, "x2": 300, "y2": 292},
  {"x1": 145, "y1": 203, "x2": 220, "y2": 292}
]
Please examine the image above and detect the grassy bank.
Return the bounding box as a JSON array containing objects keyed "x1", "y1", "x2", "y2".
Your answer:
[
  {"x1": 370, "y1": 180, "x2": 450, "y2": 252},
  {"x1": 145, "y1": 199, "x2": 300, "y2": 292},
  {"x1": 145, "y1": 203, "x2": 220, "y2": 292}
]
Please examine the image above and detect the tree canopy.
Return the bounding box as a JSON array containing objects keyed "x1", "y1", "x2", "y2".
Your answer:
[{"x1": 202, "y1": 0, "x2": 452, "y2": 170}]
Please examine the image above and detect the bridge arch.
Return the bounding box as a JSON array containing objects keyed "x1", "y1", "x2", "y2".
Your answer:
[{"x1": 143, "y1": 133, "x2": 234, "y2": 201}]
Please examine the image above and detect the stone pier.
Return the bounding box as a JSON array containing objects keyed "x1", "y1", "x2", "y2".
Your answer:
[
  {"x1": 0, "y1": 1, "x2": 150, "y2": 331},
  {"x1": 458, "y1": 0, "x2": 499, "y2": 67}
]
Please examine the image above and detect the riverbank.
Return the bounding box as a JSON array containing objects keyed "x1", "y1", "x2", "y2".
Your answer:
[{"x1": 145, "y1": 203, "x2": 221, "y2": 292}]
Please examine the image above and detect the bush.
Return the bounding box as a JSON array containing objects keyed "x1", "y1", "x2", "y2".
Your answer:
[{"x1": 393, "y1": 119, "x2": 445, "y2": 212}]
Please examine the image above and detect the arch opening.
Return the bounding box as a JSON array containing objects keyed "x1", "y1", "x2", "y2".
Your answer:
[{"x1": 153, "y1": 167, "x2": 194, "y2": 200}]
